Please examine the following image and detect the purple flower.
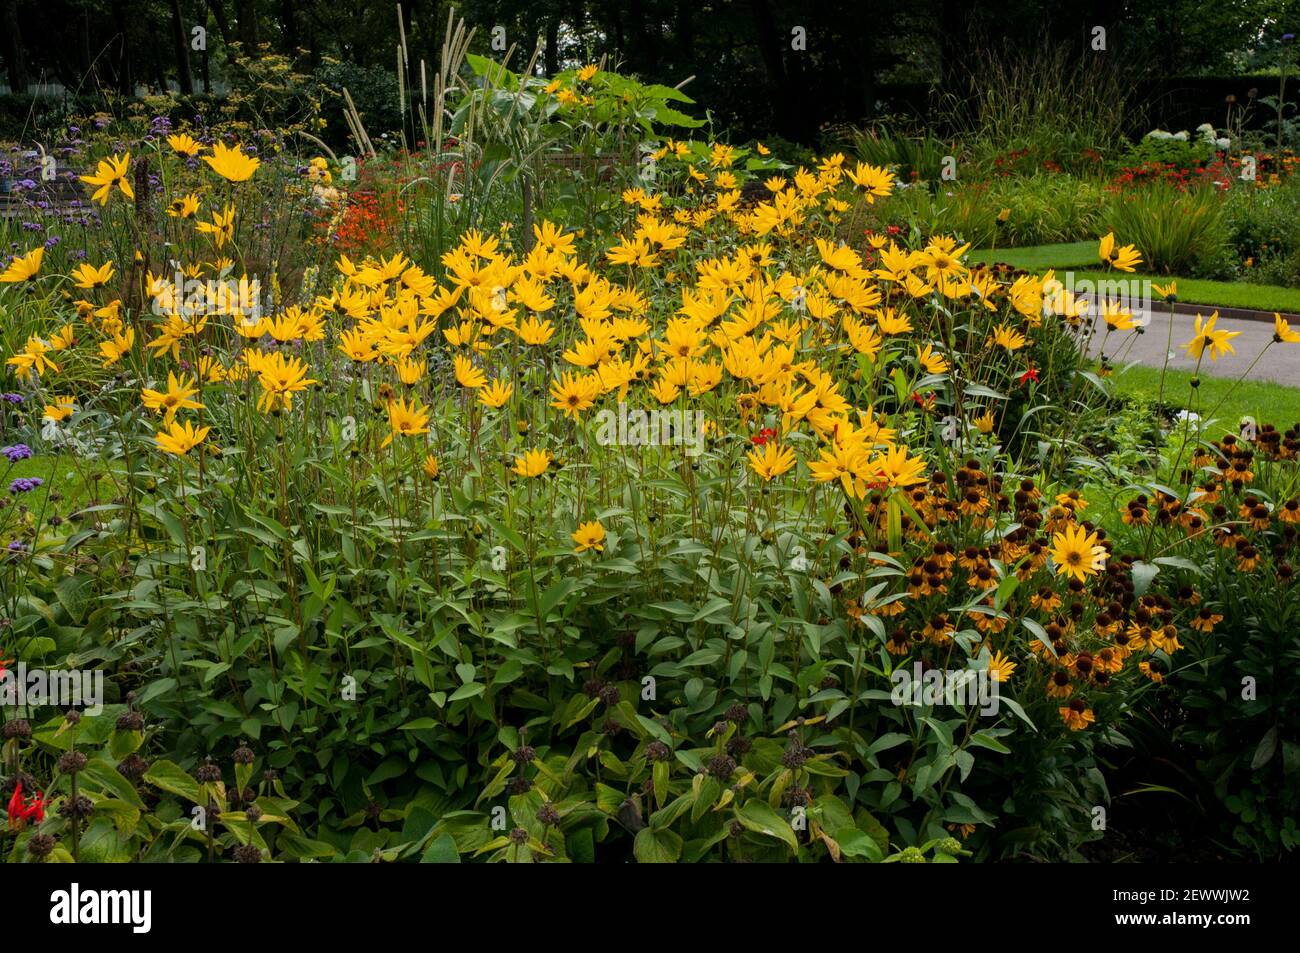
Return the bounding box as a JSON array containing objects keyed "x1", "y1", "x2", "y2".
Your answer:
[
  {"x1": 2, "y1": 444, "x2": 33, "y2": 462},
  {"x1": 1, "y1": 393, "x2": 24, "y2": 404},
  {"x1": 8, "y1": 477, "x2": 43, "y2": 493},
  {"x1": 7, "y1": 540, "x2": 27, "y2": 553}
]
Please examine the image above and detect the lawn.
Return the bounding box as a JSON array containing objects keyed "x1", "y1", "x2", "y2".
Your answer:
[
  {"x1": 1109, "y1": 363, "x2": 1300, "y2": 428},
  {"x1": 970, "y1": 244, "x2": 1300, "y2": 313}
]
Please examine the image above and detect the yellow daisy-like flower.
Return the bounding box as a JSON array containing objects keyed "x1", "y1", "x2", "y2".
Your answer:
[
  {"x1": 572, "y1": 520, "x2": 606, "y2": 553},
  {"x1": 1049, "y1": 523, "x2": 1107, "y2": 582},
  {"x1": 746, "y1": 441, "x2": 797, "y2": 481},
  {"x1": 80, "y1": 152, "x2": 134, "y2": 205},
  {"x1": 381, "y1": 396, "x2": 430, "y2": 448},
  {"x1": 71, "y1": 260, "x2": 115, "y2": 289},
  {"x1": 202, "y1": 142, "x2": 261, "y2": 182},
  {"x1": 154, "y1": 419, "x2": 211, "y2": 456},
  {"x1": 0, "y1": 247, "x2": 43, "y2": 283},
  {"x1": 140, "y1": 372, "x2": 204, "y2": 424},
  {"x1": 1181, "y1": 311, "x2": 1240, "y2": 363},
  {"x1": 513, "y1": 448, "x2": 552, "y2": 478},
  {"x1": 167, "y1": 133, "x2": 203, "y2": 157},
  {"x1": 987, "y1": 650, "x2": 1017, "y2": 683},
  {"x1": 422, "y1": 454, "x2": 440, "y2": 479},
  {"x1": 454, "y1": 354, "x2": 487, "y2": 389},
  {"x1": 1274, "y1": 313, "x2": 1300, "y2": 343},
  {"x1": 478, "y1": 379, "x2": 514, "y2": 409}
]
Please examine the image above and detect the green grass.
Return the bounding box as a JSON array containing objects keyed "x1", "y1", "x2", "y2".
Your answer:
[
  {"x1": 970, "y1": 243, "x2": 1300, "y2": 313},
  {"x1": 1110, "y1": 364, "x2": 1300, "y2": 429},
  {"x1": 1067, "y1": 270, "x2": 1300, "y2": 314},
  {"x1": 969, "y1": 240, "x2": 1097, "y2": 269},
  {"x1": 1, "y1": 454, "x2": 116, "y2": 518}
]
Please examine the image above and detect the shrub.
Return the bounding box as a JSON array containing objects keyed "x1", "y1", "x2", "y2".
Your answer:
[{"x1": 1102, "y1": 184, "x2": 1229, "y2": 275}]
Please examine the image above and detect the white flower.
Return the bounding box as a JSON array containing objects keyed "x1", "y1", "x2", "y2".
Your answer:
[
  {"x1": 1216, "y1": 137, "x2": 1231, "y2": 150},
  {"x1": 1173, "y1": 131, "x2": 1189, "y2": 141},
  {"x1": 1174, "y1": 409, "x2": 1201, "y2": 426},
  {"x1": 1196, "y1": 122, "x2": 1215, "y2": 134}
]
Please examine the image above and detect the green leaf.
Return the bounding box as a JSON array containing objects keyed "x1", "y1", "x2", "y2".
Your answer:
[
  {"x1": 633, "y1": 827, "x2": 682, "y2": 863},
  {"x1": 143, "y1": 759, "x2": 204, "y2": 805},
  {"x1": 735, "y1": 799, "x2": 799, "y2": 852}
]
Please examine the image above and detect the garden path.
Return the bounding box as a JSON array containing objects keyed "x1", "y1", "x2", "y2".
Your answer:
[{"x1": 1087, "y1": 310, "x2": 1300, "y2": 384}]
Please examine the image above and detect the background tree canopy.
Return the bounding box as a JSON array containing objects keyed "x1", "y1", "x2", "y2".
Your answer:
[{"x1": 3, "y1": 0, "x2": 1300, "y2": 144}]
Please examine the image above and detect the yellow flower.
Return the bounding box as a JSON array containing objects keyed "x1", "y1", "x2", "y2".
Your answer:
[
  {"x1": 453, "y1": 354, "x2": 488, "y2": 389},
  {"x1": 154, "y1": 419, "x2": 211, "y2": 456},
  {"x1": 915, "y1": 343, "x2": 950, "y2": 375},
  {"x1": 167, "y1": 193, "x2": 201, "y2": 218},
  {"x1": 478, "y1": 379, "x2": 514, "y2": 409},
  {"x1": 871, "y1": 444, "x2": 927, "y2": 488},
  {"x1": 0, "y1": 247, "x2": 44, "y2": 283},
  {"x1": 515, "y1": 315, "x2": 556, "y2": 345},
  {"x1": 140, "y1": 372, "x2": 204, "y2": 423},
  {"x1": 71, "y1": 261, "x2": 115, "y2": 289},
  {"x1": 549, "y1": 371, "x2": 600, "y2": 418},
  {"x1": 253, "y1": 352, "x2": 318, "y2": 413},
  {"x1": 1050, "y1": 524, "x2": 1107, "y2": 582},
  {"x1": 1152, "y1": 280, "x2": 1177, "y2": 300},
  {"x1": 989, "y1": 323, "x2": 1027, "y2": 351},
  {"x1": 422, "y1": 454, "x2": 440, "y2": 479},
  {"x1": 4, "y1": 333, "x2": 59, "y2": 377},
  {"x1": 202, "y1": 142, "x2": 261, "y2": 182},
  {"x1": 1181, "y1": 311, "x2": 1240, "y2": 363},
  {"x1": 746, "y1": 441, "x2": 797, "y2": 481},
  {"x1": 1097, "y1": 231, "x2": 1142, "y2": 272},
  {"x1": 195, "y1": 203, "x2": 236, "y2": 249},
  {"x1": 572, "y1": 520, "x2": 606, "y2": 552},
  {"x1": 987, "y1": 650, "x2": 1016, "y2": 683},
  {"x1": 167, "y1": 133, "x2": 202, "y2": 157},
  {"x1": 577, "y1": 64, "x2": 599, "y2": 82},
  {"x1": 846, "y1": 162, "x2": 894, "y2": 202},
  {"x1": 513, "y1": 448, "x2": 552, "y2": 478},
  {"x1": 80, "y1": 152, "x2": 134, "y2": 205},
  {"x1": 42, "y1": 396, "x2": 76, "y2": 422},
  {"x1": 381, "y1": 396, "x2": 431, "y2": 448},
  {"x1": 1274, "y1": 313, "x2": 1300, "y2": 343}
]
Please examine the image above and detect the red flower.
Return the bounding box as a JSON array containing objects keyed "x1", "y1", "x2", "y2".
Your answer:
[
  {"x1": 751, "y1": 426, "x2": 778, "y2": 446},
  {"x1": 1018, "y1": 367, "x2": 1040, "y2": 385},
  {"x1": 7, "y1": 781, "x2": 45, "y2": 831}
]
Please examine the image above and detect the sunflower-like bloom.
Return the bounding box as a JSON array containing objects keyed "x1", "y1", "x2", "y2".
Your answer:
[
  {"x1": 1181, "y1": 311, "x2": 1240, "y2": 363},
  {"x1": 1049, "y1": 523, "x2": 1107, "y2": 582},
  {"x1": 513, "y1": 448, "x2": 552, "y2": 478},
  {"x1": 140, "y1": 372, "x2": 204, "y2": 423},
  {"x1": 478, "y1": 379, "x2": 513, "y2": 409},
  {"x1": 846, "y1": 162, "x2": 895, "y2": 202},
  {"x1": 0, "y1": 247, "x2": 44, "y2": 283},
  {"x1": 154, "y1": 419, "x2": 211, "y2": 456},
  {"x1": 572, "y1": 520, "x2": 606, "y2": 553},
  {"x1": 202, "y1": 142, "x2": 261, "y2": 182},
  {"x1": 454, "y1": 354, "x2": 487, "y2": 389},
  {"x1": 254, "y1": 352, "x2": 318, "y2": 413},
  {"x1": 746, "y1": 440, "x2": 797, "y2": 481},
  {"x1": 550, "y1": 371, "x2": 600, "y2": 419},
  {"x1": 381, "y1": 396, "x2": 431, "y2": 448},
  {"x1": 1097, "y1": 232, "x2": 1142, "y2": 272},
  {"x1": 167, "y1": 133, "x2": 203, "y2": 157},
  {"x1": 80, "y1": 153, "x2": 134, "y2": 205},
  {"x1": 71, "y1": 260, "x2": 115, "y2": 289}
]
